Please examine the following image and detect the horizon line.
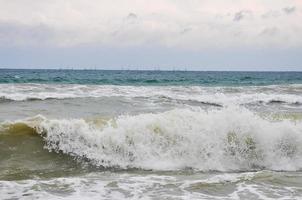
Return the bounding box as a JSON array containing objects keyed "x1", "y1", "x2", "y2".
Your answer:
[{"x1": 0, "y1": 67, "x2": 301, "y2": 72}]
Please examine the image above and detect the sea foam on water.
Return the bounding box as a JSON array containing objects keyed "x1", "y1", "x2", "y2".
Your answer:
[{"x1": 3, "y1": 106, "x2": 300, "y2": 172}]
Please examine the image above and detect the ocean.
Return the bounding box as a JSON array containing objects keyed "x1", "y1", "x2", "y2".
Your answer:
[{"x1": 0, "y1": 69, "x2": 302, "y2": 199}]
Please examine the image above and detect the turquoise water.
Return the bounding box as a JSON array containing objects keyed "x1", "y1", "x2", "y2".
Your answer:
[{"x1": 1, "y1": 69, "x2": 302, "y2": 85}]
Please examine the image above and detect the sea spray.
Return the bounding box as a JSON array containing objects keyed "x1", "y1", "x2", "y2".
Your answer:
[{"x1": 2, "y1": 106, "x2": 301, "y2": 171}]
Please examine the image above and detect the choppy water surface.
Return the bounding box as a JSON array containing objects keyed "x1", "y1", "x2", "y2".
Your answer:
[{"x1": 1, "y1": 70, "x2": 302, "y2": 199}]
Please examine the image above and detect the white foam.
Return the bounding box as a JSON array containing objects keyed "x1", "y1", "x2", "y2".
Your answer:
[
  {"x1": 0, "y1": 84, "x2": 302, "y2": 106},
  {"x1": 14, "y1": 106, "x2": 301, "y2": 171},
  {"x1": 1, "y1": 172, "x2": 300, "y2": 200}
]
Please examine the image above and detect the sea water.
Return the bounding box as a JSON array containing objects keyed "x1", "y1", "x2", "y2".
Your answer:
[{"x1": 0, "y1": 69, "x2": 302, "y2": 199}]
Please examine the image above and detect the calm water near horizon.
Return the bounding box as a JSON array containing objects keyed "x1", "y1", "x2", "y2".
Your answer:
[
  {"x1": 1, "y1": 69, "x2": 302, "y2": 199},
  {"x1": 1, "y1": 69, "x2": 302, "y2": 85}
]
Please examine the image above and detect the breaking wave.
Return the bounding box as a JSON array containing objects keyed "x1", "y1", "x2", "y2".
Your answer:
[
  {"x1": 1, "y1": 107, "x2": 302, "y2": 171},
  {"x1": 1, "y1": 84, "x2": 302, "y2": 107}
]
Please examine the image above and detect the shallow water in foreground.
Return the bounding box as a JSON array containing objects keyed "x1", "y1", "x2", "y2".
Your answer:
[
  {"x1": 2, "y1": 171, "x2": 302, "y2": 200},
  {"x1": 1, "y1": 70, "x2": 302, "y2": 199}
]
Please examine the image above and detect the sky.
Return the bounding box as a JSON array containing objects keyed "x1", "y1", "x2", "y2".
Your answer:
[{"x1": 0, "y1": 0, "x2": 301, "y2": 71}]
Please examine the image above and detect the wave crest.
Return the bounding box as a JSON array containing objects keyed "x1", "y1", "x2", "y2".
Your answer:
[
  {"x1": 1, "y1": 84, "x2": 302, "y2": 107},
  {"x1": 2, "y1": 107, "x2": 302, "y2": 171}
]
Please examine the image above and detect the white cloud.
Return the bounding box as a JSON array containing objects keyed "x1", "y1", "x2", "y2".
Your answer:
[{"x1": 0, "y1": 0, "x2": 301, "y2": 49}]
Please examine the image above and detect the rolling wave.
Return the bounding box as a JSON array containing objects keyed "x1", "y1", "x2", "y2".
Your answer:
[
  {"x1": 1, "y1": 84, "x2": 302, "y2": 107},
  {"x1": 1, "y1": 107, "x2": 302, "y2": 171}
]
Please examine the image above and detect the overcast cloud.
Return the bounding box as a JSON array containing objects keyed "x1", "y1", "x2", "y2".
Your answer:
[{"x1": 0, "y1": 0, "x2": 301, "y2": 70}]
